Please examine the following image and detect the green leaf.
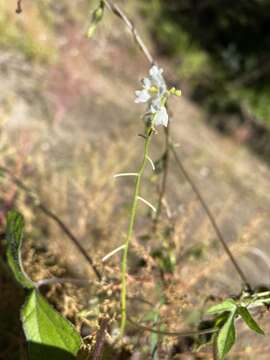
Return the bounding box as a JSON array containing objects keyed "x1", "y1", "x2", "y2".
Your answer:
[
  {"x1": 6, "y1": 211, "x2": 34, "y2": 289},
  {"x1": 207, "y1": 299, "x2": 237, "y2": 315},
  {"x1": 237, "y1": 306, "x2": 265, "y2": 335},
  {"x1": 216, "y1": 309, "x2": 237, "y2": 360},
  {"x1": 21, "y1": 290, "x2": 81, "y2": 360}
]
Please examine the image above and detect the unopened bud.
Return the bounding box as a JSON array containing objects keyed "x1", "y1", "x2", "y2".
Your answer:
[
  {"x1": 169, "y1": 87, "x2": 182, "y2": 97},
  {"x1": 87, "y1": 1, "x2": 105, "y2": 38}
]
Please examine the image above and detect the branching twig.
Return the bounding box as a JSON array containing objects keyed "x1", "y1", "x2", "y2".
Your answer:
[
  {"x1": 0, "y1": 166, "x2": 102, "y2": 281},
  {"x1": 169, "y1": 145, "x2": 252, "y2": 292}
]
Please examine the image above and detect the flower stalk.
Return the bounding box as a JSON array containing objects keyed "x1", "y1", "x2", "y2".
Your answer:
[
  {"x1": 119, "y1": 66, "x2": 180, "y2": 335},
  {"x1": 120, "y1": 126, "x2": 153, "y2": 335}
]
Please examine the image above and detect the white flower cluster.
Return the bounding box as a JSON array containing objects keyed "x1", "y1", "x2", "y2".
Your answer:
[{"x1": 135, "y1": 65, "x2": 169, "y2": 127}]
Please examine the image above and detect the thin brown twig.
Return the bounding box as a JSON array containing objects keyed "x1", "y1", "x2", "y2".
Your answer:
[
  {"x1": 103, "y1": 0, "x2": 154, "y2": 65},
  {"x1": 36, "y1": 277, "x2": 91, "y2": 288},
  {"x1": 92, "y1": 318, "x2": 109, "y2": 360},
  {"x1": 0, "y1": 166, "x2": 102, "y2": 281},
  {"x1": 169, "y1": 144, "x2": 252, "y2": 292},
  {"x1": 152, "y1": 125, "x2": 170, "y2": 233},
  {"x1": 16, "y1": 0, "x2": 23, "y2": 14},
  {"x1": 127, "y1": 316, "x2": 218, "y2": 337}
]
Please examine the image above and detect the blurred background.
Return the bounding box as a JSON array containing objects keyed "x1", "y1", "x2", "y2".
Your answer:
[{"x1": 1, "y1": 0, "x2": 270, "y2": 359}]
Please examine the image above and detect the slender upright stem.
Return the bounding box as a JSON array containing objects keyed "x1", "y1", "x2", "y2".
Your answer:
[{"x1": 120, "y1": 128, "x2": 153, "y2": 335}]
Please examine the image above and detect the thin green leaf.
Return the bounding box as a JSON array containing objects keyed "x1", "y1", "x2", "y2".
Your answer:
[
  {"x1": 6, "y1": 211, "x2": 34, "y2": 289},
  {"x1": 238, "y1": 306, "x2": 265, "y2": 335},
  {"x1": 21, "y1": 290, "x2": 81, "y2": 359},
  {"x1": 216, "y1": 309, "x2": 237, "y2": 360},
  {"x1": 150, "y1": 311, "x2": 160, "y2": 360},
  {"x1": 207, "y1": 299, "x2": 237, "y2": 315}
]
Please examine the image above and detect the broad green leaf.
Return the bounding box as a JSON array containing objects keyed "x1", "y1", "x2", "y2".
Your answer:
[
  {"x1": 237, "y1": 306, "x2": 265, "y2": 335},
  {"x1": 21, "y1": 290, "x2": 81, "y2": 359},
  {"x1": 216, "y1": 309, "x2": 237, "y2": 360},
  {"x1": 6, "y1": 211, "x2": 34, "y2": 289},
  {"x1": 207, "y1": 299, "x2": 237, "y2": 315}
]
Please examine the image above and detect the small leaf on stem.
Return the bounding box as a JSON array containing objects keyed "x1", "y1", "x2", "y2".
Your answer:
[
  {"x1": 237, "y1": 306, "x2": 265, "y2": 335},
  {"x1": 6, "y1": 211, "x2": 34, "y2": 289},
  {"x1": 207, "y1": 299, "x2": 237, "y2": 315},
  {"x1": 216, "y1": 309, "x2": 237, "y2": 360}
]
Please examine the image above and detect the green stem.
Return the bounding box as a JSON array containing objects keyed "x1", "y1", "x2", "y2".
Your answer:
[{"x1": 120, "y1": 127, "x2": 153, "y2": 336}]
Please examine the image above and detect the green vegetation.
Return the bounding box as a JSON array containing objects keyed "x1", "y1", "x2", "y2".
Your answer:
[{"x1": 6, "y1": 211, "x2": 81, "y2": 359}]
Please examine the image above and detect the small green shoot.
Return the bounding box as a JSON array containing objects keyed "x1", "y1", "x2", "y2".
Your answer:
[{"x1": 207, "y1": 297, "x2": 265, "y2": 360}]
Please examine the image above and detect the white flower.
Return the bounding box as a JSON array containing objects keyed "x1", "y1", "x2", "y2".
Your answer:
[{"x1": 135, "y1": 65, "x2": 168, "y2": 127}]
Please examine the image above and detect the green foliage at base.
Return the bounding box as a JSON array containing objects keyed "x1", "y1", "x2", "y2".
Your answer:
[
  {"x1": 207, "y1": 298, "x2": 264, "y2": 360},
  {"x1": 5, "y1": 211, "x2": 82, "y2": 359},
  {"x1": 22, "y1": 290, "x2": 81, "y2": 360}
]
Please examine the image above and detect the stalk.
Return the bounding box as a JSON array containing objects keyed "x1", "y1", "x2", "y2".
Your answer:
[{"x1": 120, "y1": 127, "x2": 153, "y2": 335}]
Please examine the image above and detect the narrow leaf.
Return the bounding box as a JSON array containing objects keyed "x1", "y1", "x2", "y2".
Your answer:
[
  {"x1": 238, "y1": 306, "x2": 265, "y2": 335},
  {"x1": 21, "y1": 290, "x2": 81, "y2": 359},
  {"x1": 6, "y1": 211, "x2": 34, "y2": 289},
  {"x1": 207, "y1": 299, "x2": 237, "y2": 315},
  {"x1": 216, "y1": 310, "x2": 236, "y2": 360}
]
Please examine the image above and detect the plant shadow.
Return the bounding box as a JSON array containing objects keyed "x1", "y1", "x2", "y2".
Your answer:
[{"x1": 26, "y1": 342, "x2": 77, "y2": 360}]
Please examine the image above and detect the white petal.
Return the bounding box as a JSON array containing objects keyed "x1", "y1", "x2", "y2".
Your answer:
[
  {"x1": 135, "y1": 89, "x2": 151, "y2": 103},
  {"x1": 149, "y1": 65, "x2": 165, "y2": 88},
  {"x1": 155, "y1": 106, "x2": 168, "y2": 127},
  {"x1": 149, "y1": 65, "x2": 160, "y2": 77},
  {"x1": 142, "y1": 77, "x2": 151, "y2": 89},
  {"x1": 151, "y1": 96, "x2": 161, "y2": 108}
]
